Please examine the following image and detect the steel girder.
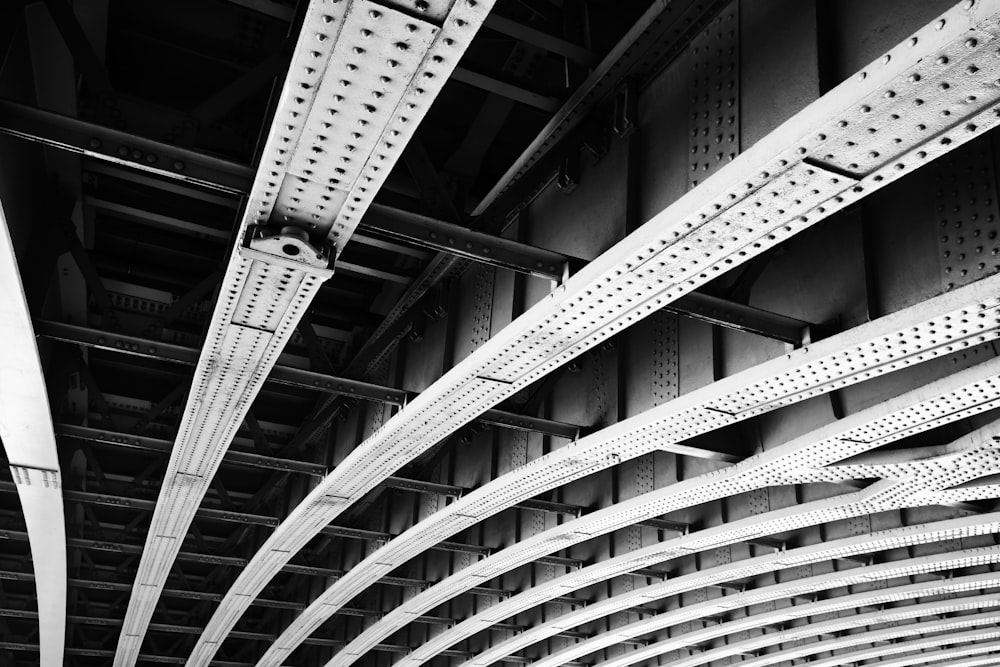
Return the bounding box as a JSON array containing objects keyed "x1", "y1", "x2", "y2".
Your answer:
[
  {"x1": 112, "y1": 1, "x2": 498, "y2": 664},
  {"x1": 407, "y1": 445, "x2": 1000, "y2": 666},
  {"x1": 298, "y1": 346, "x2": 1000, "y2": 667},
  {"x1": 190, "y1": 3, "x2": 1000, "y2": 662},
  {"x1": 0, "y1": 192, "x2": 66, "y2": 663},
  {"x1": 35, "y1": 319, "x2": 583, "y2": 442}
]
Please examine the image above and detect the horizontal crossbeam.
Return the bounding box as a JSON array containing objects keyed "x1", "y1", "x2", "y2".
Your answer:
[{"x1": 36, "y1": 320, "x2": 582, "y2": 440}]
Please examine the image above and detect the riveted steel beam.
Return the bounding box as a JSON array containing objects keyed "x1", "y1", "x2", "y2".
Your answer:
[{"x1": 0, "y1": 188, "x2": 66, "y2": 665}]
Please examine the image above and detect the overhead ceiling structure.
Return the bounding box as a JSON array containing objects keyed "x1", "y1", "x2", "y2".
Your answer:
[
  {"x1": 4, "y1": 1, "x2": 1000, "y2": 667},
  {"x1": 0, "y1": 193, "x2": 65, "y2": 665}
]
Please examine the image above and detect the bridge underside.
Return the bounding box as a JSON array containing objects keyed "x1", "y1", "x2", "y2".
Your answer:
[{"x1": 2, "y1": 1, "x2": 1000, "y2": 667}]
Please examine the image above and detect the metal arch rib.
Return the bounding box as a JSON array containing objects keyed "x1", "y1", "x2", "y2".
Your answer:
[
  {"x1": 404, "y1": 456, "x2": 1000, "y2": 667},
  {"x1": 114, "y1": 1, "x2": 498, "y2": 665},
  {"x1": 262, "y1": 269, "x2": 1000, "y2": 665},
  {"x1": 465, "y1": 488, "x2": 1000, "y2": 667},
  {"x1": 196, "y1": 3, "x2": 1000, "y2": 662},
  {"x1": 666, "y1": 611, "x2": 1000, "y2": 667},
  {"x1": 312, "y1": 349, "x2": 1000, "y2": 667},
  {"x1": 553, "y1": 547, "x2": 1000, "y2": 667},
  {"x1": 862, "y1": 647, "x2": 1000, "y2": 667},
  {"x1": 0, "y1": 200, "x2": 66, "y2": 665},
  {"x1": 884, "y1": 652, "x2": 1000, "y2": 667},
  {"x1": 599, "y1": 618, "x2": 1000, "y2": 667}
]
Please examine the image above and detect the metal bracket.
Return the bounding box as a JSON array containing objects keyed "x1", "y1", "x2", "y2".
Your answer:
[{"x1": 613, "y1": 80, "x2": 638, "y2": 138}]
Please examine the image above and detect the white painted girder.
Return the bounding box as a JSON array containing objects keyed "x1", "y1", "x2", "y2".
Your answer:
[
  {"x1": 896, "y1": 653, "x2": 1000, "y2": 667},
  {"x1": 188, "y1": 0, "x2": 1000, "y2": 663},
  {"x1": 643, "y1": 604, "x2": 1000, "y2": 667},
  {"x1": 197, "y1": 1, "x2": 1000, "y2": 661},
  {"x1": 0, "y1": 197, "x2": 66, "y2": 666},
  {"x1": 417, "y1": 438, "x2": 1000, "y2": 667},
  {"x1": 644, "y1": 629, "x2": 1000, "y2": 667},
  {"x1": 397, "y1": 431, "x2": 1000, "y2": 667},
  {"x1": 178, "y1": 1, "x2": 499, "y2": 665},
  {"x1": 117, "y1": 1, "x2": 498, "y2": 665},
  {"x1": 573, "y1": 547, "x2": 1000, "y2": 667},
  {"x1": 305, "y1": 293, "x2": 1000, "y2": 666},
  {"x1": 867, "y1": 645, "x2": 1000, "y2": 667}
]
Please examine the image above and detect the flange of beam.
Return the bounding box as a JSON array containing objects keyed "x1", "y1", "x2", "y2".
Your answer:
[
  {"x1": 313, "y1": 357, "x2": 1000, "y2": 667},
  {"x1": 0, "y1": 199, "x2": 65, "y2": 665}
]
